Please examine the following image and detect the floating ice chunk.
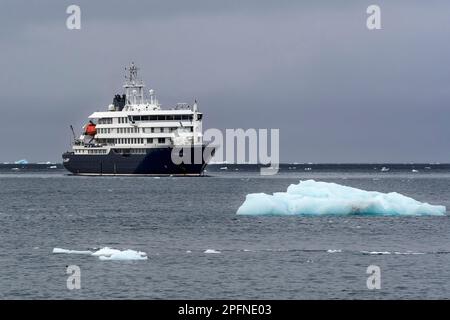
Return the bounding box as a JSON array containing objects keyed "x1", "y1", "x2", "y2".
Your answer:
[
  {"x1": 394, "y1": 251, "x2": 425, "y2": 255},
  {"x1": 14, "y1": 159, "x2": 28, "y2": 164},
  {"x1": 326, "y1": 249, "x2": 342, "y2": 253},
  {"x1": 52, "y1": 246, "x2": 148, "y2": 261},
  {"x1": 236, "y1": 180, "x2": 446, "y2": 216},
  {"x1": 361, "y1": 251, "x2": 391, "y2": 255},
  {"x1": 91, "y1": 247, "x2": 122, "y2": 257},
  {"x1": 380, "y1": 167, "x2": 390, "y2": 172},
  {"x1": 98, "y1": 249, "x2": 148, "y2": 261},
  {"x1": 411, "y1": 169, "x2": 419, "y2": 173},
  {"x1": 204, "y1": 249, "x2": 221, "y2": 254},
  {"x1": 52, "y1": 248, "x2": 93, "y2": 255}
]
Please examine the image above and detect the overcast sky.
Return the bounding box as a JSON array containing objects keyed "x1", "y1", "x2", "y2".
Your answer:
[{"x1": 1, "y1": 0, "x2": 450, "y2": 163}]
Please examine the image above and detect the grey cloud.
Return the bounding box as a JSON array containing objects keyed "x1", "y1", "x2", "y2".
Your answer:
[{"x1": 0, "y1": 1, "x2": 449, "y2": 162}]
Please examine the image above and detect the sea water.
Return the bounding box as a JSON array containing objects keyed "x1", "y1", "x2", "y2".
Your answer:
[{"x1": 0, "y1": 164, "x2": 450, "y2": 299}]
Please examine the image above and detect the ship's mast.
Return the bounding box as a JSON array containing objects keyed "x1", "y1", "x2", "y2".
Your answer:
[{"x1": 123, "y1": 62, "x2": 145, "y2": 105}]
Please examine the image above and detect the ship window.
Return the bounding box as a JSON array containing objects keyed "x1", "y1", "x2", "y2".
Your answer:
[
  {"x1": 151, "y1": 128, "x2": 154, "y2": 133},
  {"x1": 150, "y1": 116, "x2": 157, "y2": 120},
  {"x1": 197, "y1": 114, "x2": 203, "y2": 120},
  {"x1": 157, "y1": 115, "x2": 165, "y2": 121},
  {"x1": 147, "y1": 138, "x2": 153, "y2": 144},
  {"x1": 174, "y1": 115, "x2": 182, "y2": 120},
  {"x1": 141, "y1": 116, "x2": 149, "y2": 121},
  {"x1": 166, "y1": 115, "x2": 174, "y2": 120},
  {"x1": 158, "y1": 138, "x2": 165, "y2": 144}
]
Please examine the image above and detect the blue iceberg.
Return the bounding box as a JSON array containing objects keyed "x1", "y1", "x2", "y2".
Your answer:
[
  {"x1": 236, "y1": 180, "x2": 446, "y2": 216},
  {"x1": 14, "y1": 159, "x2": 28, "y2": 164}
]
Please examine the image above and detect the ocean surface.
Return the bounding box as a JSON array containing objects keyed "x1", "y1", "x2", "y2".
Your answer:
[{"x1": 1, "y1": 163, "x2": 450, "y2": 299}]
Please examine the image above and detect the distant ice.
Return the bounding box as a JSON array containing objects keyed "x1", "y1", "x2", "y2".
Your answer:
[
  {"x1": 236, "y1": 179, "x2": 446, "y2": 216},
  {"x1": 53, "y1": 248, "x2": 92, "y2": 255},
  {"x1": 204, "y1": 249, "x2": 221, "y2": 254},
  {"x1": 98, "y1": 249, "x2": 148, "y2": 261},
  {"x1": 361, "y1": 251, "x2": 392, "y2": 255},
  {"x1": 91, "y1": 247, "x2": 122, "y2": 257},
  {"x1": 326, "y1": 249, "x2": 342, "y2": 253},
  {"x1": 14, "y1": 159, "x2": 28, "y2": 165},
  {"x1": 53, "y1": 246, "x2": 148, "y2": 261}
]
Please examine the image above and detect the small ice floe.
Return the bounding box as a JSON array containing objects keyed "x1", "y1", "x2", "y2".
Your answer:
[
  {"x1": 91, "y1": 247, "x2": 122, "y2": 257},
  {"x1": 304, "y1": 167, "x2": 312, "y2": 171},
  {"x1": 326, "y1": 249, "x2": 342, "y2": 253},
  {"x1": 49, "y1": 166, "x2": 57, "y2": 169},
  {"x1": 236, "y1": 179, "x2": 446, "y2": 216},
  {"x1": 204, "y1": 249, "x2": 221, "y2": 254},
  {"x1": 425, "y1": 167, "x2": 431, "y2": 170},
  {"x1": 220, "y1": 167, "x2": 228, "y2": 170},
  {"x1": 361, "y1": 251, "x2": 391, "y2": 255},
  {"x1": 411, "y1": 169, "x2": 419, "y2": 173},
  {"x1": 186, "y1": 250, "x2": 192, "y2": 253},
  {"x1": 53, "y1": 247, "x2": 147, "y2": 261},
  {"x1": 393, "y1": 251, "x2": 425, "y2": 255},
  {"x1": 98, "y1": 249, "x2": 148, "y2": 261},
  {"x1": 11, "y1": 168, "x2": 20, "y2": 171},
  {"x1": 53, "y1": 248, "x2": 93, "y2": 255},
  {"x1": 380, "y1": 167, "x2": 390, "y2": 172}
]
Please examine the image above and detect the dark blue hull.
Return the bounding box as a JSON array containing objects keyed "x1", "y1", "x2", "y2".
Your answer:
[{"x1": 62, "y1": 145, "x2": 214, "y2": 176}]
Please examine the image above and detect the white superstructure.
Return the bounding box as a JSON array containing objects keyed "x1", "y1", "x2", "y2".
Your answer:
[{"x1": 72, "y1": 63, "x2": 203, "y2": 155}]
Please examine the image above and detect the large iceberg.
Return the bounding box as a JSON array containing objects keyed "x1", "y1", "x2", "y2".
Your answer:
[{"x1": 236, "y1": 180, "x2": 446, "y2": 216}]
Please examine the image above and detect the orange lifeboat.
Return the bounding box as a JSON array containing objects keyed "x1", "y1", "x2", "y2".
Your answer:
[{"x1": 84, "y1": 122, "x2": 97, "y2": 136}]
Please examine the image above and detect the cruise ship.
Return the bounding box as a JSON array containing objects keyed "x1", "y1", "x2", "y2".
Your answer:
[{"x1": 62, "y1": 63, "x2": 214, "y2": 175}]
